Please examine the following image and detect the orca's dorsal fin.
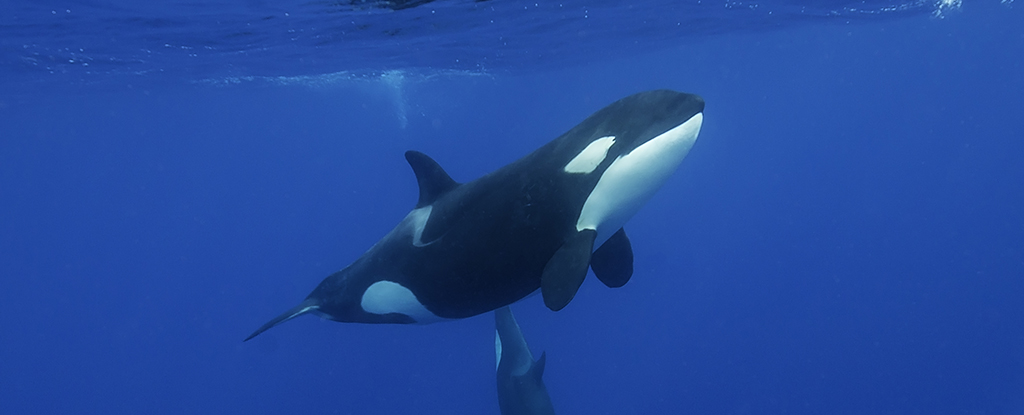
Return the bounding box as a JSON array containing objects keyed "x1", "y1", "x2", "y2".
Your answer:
[
  {"x1": 532, "y1": 351, "x2": 547, "y2": 379},
  {"x1": 405, "y1": 151, "x2": 459, "y2": 208}
]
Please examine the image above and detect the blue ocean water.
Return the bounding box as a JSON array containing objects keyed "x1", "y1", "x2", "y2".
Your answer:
[{"x1": 2, "y1": 0, "x2": 1023, "y2": 414}]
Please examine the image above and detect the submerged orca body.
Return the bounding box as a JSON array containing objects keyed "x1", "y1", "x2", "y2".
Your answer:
[
  {"x1": 495, "y1": 306, "x2": 556, "y2": 415},
  {"x1": 245, "y1": 90, "x2": 704, "y2": 341}
]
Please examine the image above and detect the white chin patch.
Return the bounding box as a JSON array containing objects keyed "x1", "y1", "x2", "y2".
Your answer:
[
  {"x1": 360, "y1": 280, "x2": 444, "y2": 323},
  {"x1": 576, "y1": 112, "x2": 703, "y2": 245},
  {"x1": 564, "y1": 136, "x2": 616, "y2": 174}
]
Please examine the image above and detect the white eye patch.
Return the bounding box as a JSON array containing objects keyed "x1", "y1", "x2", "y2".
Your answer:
[{"x1": 564, "y1": 136, "x2": 616, "y2": 174}]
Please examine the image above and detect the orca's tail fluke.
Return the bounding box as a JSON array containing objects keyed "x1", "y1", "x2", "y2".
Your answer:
[{"x1": 244, "y1": 299, "x2": 320, "y2": 342}]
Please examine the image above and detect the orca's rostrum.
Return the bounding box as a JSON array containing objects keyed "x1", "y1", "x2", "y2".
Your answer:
[{"x1": 245, "y1": 90, "x2": 704, "y2": 341}]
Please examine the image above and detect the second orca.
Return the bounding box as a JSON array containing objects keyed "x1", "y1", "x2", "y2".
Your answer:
[
  {"x1": 495, "y1": 306, "x2": 556, "y2": 415},
  {"x1": 246, "y1": 89, "x2": 704, "y2": 341}
]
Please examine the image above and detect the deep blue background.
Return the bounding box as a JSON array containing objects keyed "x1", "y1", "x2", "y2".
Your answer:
[{"x1": 2, "y1": 2, "x2": 1023, "y2": 414}]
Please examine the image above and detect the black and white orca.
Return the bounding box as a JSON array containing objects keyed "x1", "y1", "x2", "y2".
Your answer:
[
  {"x1": 245, "y1": 89, "x2": 704, "y2": 341},
  {"x1": 495, "y1": 306, "x2": 556, "y2": 415}
]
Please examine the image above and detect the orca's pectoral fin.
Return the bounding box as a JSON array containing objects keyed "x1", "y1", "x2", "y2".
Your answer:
[
  {"x1": 244, "y1": 299, "x2": 319, "y2": 342},
  {"x1": 590, "y1": 227, "x2": 634, "y2": 288},
  {"x1": 541, "y1": 229, "x2": 596, "y2": 311}
]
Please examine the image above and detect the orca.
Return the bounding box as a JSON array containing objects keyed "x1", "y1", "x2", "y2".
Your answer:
[
  {"x1": 245, "y1": 89, "x2": 704, "y2": 341},
  {"x1": 495, "y1": 306, "x2": 556, "y2": 415}
]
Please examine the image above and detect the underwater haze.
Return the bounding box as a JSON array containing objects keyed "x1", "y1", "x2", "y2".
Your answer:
[{"x1": 2, "y1": 0, "x2": 1023, "y2": 414}]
